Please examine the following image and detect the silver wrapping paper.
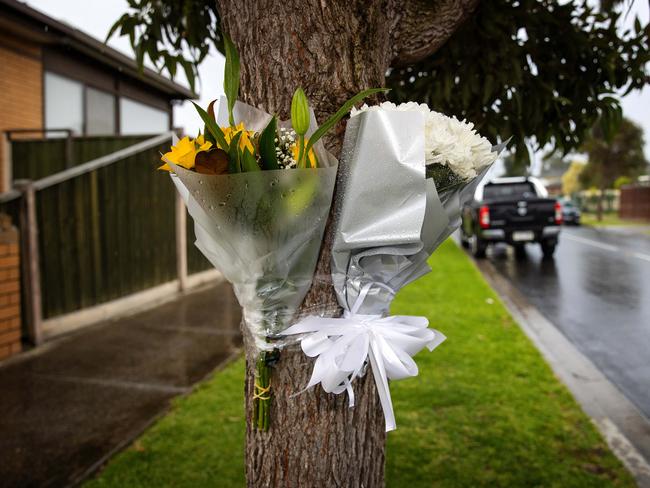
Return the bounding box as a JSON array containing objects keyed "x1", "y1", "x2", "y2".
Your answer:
[
  {"x1": 168, "y1": 99, "x2": 337, "y2": 351},
  {"x1": 332, "y1": 110, "x2": 503, "y2": 315}
]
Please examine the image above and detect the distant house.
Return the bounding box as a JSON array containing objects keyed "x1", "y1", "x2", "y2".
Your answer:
[{"x1": 0, "y1": 0, "x2": 193, "y2": 190}]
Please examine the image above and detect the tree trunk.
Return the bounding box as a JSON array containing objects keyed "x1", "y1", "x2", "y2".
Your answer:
[
  {"x1": 597, "y1": 184, "x2": 605, "y2": 221},
  {"x1": 216, "y1": 0, "x2": 479, "y2": 485},
  {"x1": 218, "y1": 1, "x2": 391, "y2": 486}
]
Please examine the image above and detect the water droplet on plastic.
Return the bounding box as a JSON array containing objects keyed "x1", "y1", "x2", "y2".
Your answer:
[
  {"x1": 209, "y1": 205, "x2": 215, "y2": 210},
  {"x1": 199, "y1": 180, "x2": 204, "y2": 185},
  {"x1": 219, "y1": 201, "x2": 226, "y2": 207}
]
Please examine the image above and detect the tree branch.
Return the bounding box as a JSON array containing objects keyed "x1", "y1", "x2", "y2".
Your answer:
[{"x1": 390, "y1": 0, "x2": 481, "y2": 67}]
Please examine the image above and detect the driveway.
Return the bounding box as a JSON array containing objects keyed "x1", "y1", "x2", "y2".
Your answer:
[
  {"x1": 0, "y1": 282, "x2": 241, "y2": 488},
  {"x1": 486, "y1": 225, "x2": 650, "y2": 420}
]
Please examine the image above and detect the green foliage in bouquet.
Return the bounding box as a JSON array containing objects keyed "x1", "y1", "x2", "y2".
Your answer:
[
  {"x1": 425, "y1": 164, "x2": 466, "y2": 194},
  {"x1": 161, "y1": 34, "x2": 386, "y2": 176}
]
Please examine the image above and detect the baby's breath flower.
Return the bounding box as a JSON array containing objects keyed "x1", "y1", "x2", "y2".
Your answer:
[{"x1": 275, "y1": 127, "x2": 301, "y2": 169}]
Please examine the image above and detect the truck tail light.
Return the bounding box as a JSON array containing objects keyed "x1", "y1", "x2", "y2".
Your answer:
[
  {"x1": 554, "y1": 201, "x2": 563, "y2": 225},
  {"x1": 479, "y1": 205, "x2": 490, "y2": 229}
]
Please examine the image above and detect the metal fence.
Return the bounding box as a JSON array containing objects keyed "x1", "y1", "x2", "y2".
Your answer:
[{"x1": 1, "y1": 133, "x2": 212, "y2": 343}]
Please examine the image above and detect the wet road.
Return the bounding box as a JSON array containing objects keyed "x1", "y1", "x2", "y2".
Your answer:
[{"x1": 486, "y1": 226, "x2": 650, "y2": 420}]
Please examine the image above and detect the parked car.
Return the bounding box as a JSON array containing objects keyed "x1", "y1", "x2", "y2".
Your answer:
[
  {"x1": 460, "y1": 176, "x2": 562, "y2": 259},
  {"x1": 561, "y1": 199, "x2": 581, "y2": 225}
]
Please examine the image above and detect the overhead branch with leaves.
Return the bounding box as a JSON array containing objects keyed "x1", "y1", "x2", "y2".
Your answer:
[
  {"x1": 107, "y1": 0, "x2": 222, "y2": 90},
  {"x1": 109, "y1": 0, "x2": 649, "y2": 174},
  {"x1": 388, "y1": 0, "x2": 649, "y2": 168}
]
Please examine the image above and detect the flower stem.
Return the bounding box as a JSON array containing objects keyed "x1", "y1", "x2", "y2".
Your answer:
[
  {"x1": 254, "y1": 349, "x2": 279, "y2": 431},
  {"x1": 297, "y1": 136, "x2": 305, "y2": 168}
]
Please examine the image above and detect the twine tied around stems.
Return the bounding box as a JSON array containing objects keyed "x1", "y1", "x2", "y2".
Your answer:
[{"x1": 253, "y1": 381, "x2": 271, "y2": 401}]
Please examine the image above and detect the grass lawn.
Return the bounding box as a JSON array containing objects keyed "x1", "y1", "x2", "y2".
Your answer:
[
  {"x1": 85, "y1": 241, "x2": 634, "y2": 488},
  {"x1": 581, "y1": 212, "x2": 649, "y2": 227}
]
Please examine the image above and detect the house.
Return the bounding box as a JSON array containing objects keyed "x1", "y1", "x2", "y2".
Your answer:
[
  {"x1": 0, "y1": 0, "x2": 193, "y2": 190},
  {"x1": 0, "y1": 0, "x2": 196, "y2": 361}
]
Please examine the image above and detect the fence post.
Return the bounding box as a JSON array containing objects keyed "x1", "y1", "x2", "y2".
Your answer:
[
  {"x1": 175, "y1": 191, "x2": 188, "y2": 292},
  {"x1": 15, "y1": 180, "x2": 43, "y2": 345},
  {"x1": 1, "y1": 132, "x2": 12, "y2": 193},
  {"x1": 64, "y1": 131, "x2": 73, "y2": 169}
]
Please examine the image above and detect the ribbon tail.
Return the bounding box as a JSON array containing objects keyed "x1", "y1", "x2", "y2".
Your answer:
[
  {"x1": 368, "y1": 340, "x2": 397, "y2": 432},
  {"x1": 345, "y1": 379, "x2": 355, "y2": 408}
]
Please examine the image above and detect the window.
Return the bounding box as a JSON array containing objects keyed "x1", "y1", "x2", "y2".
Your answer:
[
  {"x1": 119, "y1": 98, "x2": 169, "y2": 135},
  {"x1": 44, "y1": 71, "x2": 171, "y2": 137},
  {"x1": 45, "y1": 72, "x2": 83, "y2": 135},
  {"x1": 86, "y1": 87, "x2": 116, "y2": 135},
  {"x1": 483, "y1": 182, "x2": 537, "y2": 200}
]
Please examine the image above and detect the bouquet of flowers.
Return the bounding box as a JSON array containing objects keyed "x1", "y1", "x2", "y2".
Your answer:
[
  {"x1": 160, "y1": 35, "x2": 383, "y2": 430},
  {"x1": 283, "y1": 101, "x2": 505, "y2": 431}
]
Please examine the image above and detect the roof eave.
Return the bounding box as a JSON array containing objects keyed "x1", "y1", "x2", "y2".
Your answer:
[{"x1": 0, "y1": 0, "x2": 196, "y2": 100}]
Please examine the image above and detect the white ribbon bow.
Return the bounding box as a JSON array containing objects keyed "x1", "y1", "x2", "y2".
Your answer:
[{"x1": 282, "y1": 283, "x2": 445, "y2": 431}]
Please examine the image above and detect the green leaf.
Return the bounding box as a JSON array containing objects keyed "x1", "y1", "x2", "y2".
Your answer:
[
  {"x1": 134, "y1": 42, "x2": 145, "y2": 75},
  {"x1": 258, "y1": 117, "x2": 279, "y2": 170},
  {"x1": 297, "y1": 136, "x2": 306, "y2": 169},
  {"x1": 241, "y1": 149, "x2": 261, "y2": 172},
  {"x1": 203, "y1": 100, "x2": 217, "y2": 145},
  {"x1": 192, "y1": 102, "x2": 229, "y2": 152},
  {"x1": 106, "y1": 14, "x2": 129, "y2": 42},
  {"x1": 223, "y1": 33, "x2": 240, "y2": 127},
  {"x1": 181, "y1": 60, "x2": 196, "y2": 93},
  {"x1": 305, "y1": 88, "x2": 389, "y2": 154},
  {"x1": 291, "y1": 88, "x2": 310, "y2": 136},
  {"x1": 228, "y1": 132, "x2": 242, "y2": 173}
]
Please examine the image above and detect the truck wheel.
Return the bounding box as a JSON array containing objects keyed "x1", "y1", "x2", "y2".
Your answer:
[
  {"x1": 541, "y1": 241, "x2": 556, "y2": 259},
  {"x1": 472, "y1": 236, "x2": 487, "y2": 258},
  {"x1": 514, "y1": 244, "x2": 527, "y2": 260}
]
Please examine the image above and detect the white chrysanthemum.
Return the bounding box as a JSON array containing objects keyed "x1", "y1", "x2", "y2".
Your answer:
[{"x1": 351, "y1": 101, "x2": 496, "y2": 179}]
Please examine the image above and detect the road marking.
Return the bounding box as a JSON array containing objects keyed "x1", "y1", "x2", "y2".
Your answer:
[
  {"x1": 563, "y1": 233, "x2": 650, "y2": 263},
  {"x1": 563, "y1": 234, "x2": 619, "y2": 252},
  {"x1": 633, "y1": 252, "x2": 650, "y2": 263}
]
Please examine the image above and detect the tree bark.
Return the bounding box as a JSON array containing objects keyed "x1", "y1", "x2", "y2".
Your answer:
[
  {"x1": 389, "y1": 0, "x2": 480, "y2": 67},
  {"x1": 216, "y1": 1, "x2": 478, "y2": 486},
  {"x1": 597, "y1": 184, "x2": 605, "y2": 221}
]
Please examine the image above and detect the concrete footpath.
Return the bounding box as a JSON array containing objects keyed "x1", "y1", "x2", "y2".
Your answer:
[
  {"x1": 474, "y1": 256, "x2": 650, "y2": 487},
  {"x1": 0, "y1": 281, "x2": 241, "y2": 488}
]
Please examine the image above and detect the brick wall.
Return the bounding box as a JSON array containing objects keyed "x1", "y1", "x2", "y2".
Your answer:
[
  {"x1": 0, "y1": 214, "x2": 21, "y2": 361},
  {"x1": 0, "y1": 32, "x2": 43, "y2": 191}
]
